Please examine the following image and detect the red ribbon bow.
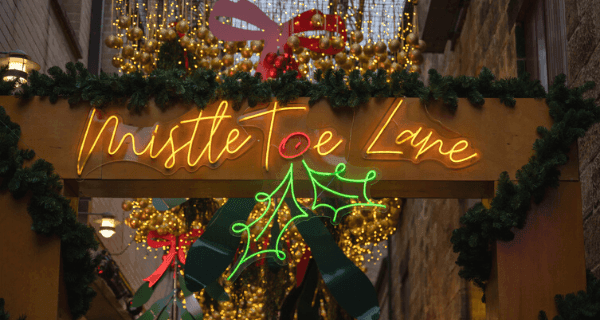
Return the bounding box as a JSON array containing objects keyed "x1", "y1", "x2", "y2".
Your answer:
[
  {"x1": 143, "y1": 229, "x2": 203, "y2": 287},
  {"x1": 209, "y1": 0, "x2": 347, "y2": 79}
]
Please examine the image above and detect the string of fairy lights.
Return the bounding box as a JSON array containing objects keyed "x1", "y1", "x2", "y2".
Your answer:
[
  {"x1": 103, "y1": 0, "x2": 426, "y2": 79},
  {"x1": 120, "y1": 197, "x2": 401, "y2": 319}
]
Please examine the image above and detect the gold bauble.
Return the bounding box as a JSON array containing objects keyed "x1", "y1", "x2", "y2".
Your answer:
[
  {"x1": 179, "y1": 35, "x2": 191, "y2": 48},
  {"x1": 111, "y1": 54, "x2": 123, "y2": 68},
  {"x1": 331, "y1": 36, "x2": 344, "y2": 50},
  {"x1": 311, "y1": 13, "x2": 324, "y2": 28},
  {"x1": 343, "y1": 59, "x2": 354, "y2": 70},
  {"x1": 408, "y1": 49, "x2": 423, "y2": 65},
  {"x1": 367, "y1": 59, "x2": 378, "y2": 71},
  {"x1": 205, "y1": 32, "x2": 216, "y2": 45},
  {"x1": 374, "y1": 52, "x2": 387, "y2": 62},
  {"x1": 175, "y1": 19, "x2": 190, "y2": 34},
  {"x1": 350, "y1": 43, "x2": 362, "y2": 56},
  {"x1": 208, "y1": 46, "x2": 220, "y2": 58},
  {"x1": 122, "y1": 44, "x2": 134, "y2": 58},
  {"x1": 139, "y1": 199, "x2": 148, "y2": 208},
  {"x1": 122, "y1": 200, "x2": 133, "y2": 211},
  {"x1": 350, "y1": 30, "x2": 364, "y2": 43},
  {"x1": 379, "y1": 59, "x2": 392, "y2": 70},
  {"x1": 388, "y1": 39, "x2": 401, "y2": 52},
  {"x1": 185, "y1": 38, "x2": 197, "y2": 52},
  {"x1": 406, "y1": 33, "x2": 419, "y2": 46},
  {"x1": 130, "y1": 50, "x2": 141, "y2": 62},
  {"x1": 287, "y1": 35, "x2": 300, "y2": 48},
  {"x1": 334, "y1": 51, "x2": 347, "y2": 65},
  {"x1": 196, "y1": 26, "x2": 209, "y2": 40},
  {"x1": 139, "y1": 213, "x2": 149, "y2": 221},
  {"x1": 398, "y1": 51, "x2": 408, "y2": 64},
  {"x1": 241, "y1": 46, "x2": 253, "y2": 58},
  {"x1": 409, "y1": 64, "x2": 421, "y2": 73},
  {"x1": 294, "y1": 46, "x2": 304, "y2": 54},
  {"x1": 125, "y1": 63, "x2": 137, "y2": 74},
  {"x1": 118, "y1": 15, "x2": 132, "y2": 29},
  {"x1": 358, "y1": 52, "x2": 369, "y2": 63},
  {"x1": 143, "y1": 207, "x2": 152, "y2": 215},
  {"x1": 309, "y1": 50, "x2": 322, "y2": 61},
  {"x1": 363, "y1": 43, "x2": 375, "y2": 56},
  {"x1": 391, "y1": 62, "x2": 403, "y2": 73},
  {"x1": 130, "y1": 217, "x2": 140, "y2": 228},
  {"x1": 140, "y1": 52, "x2": 152, "y2": 65},
  {"x1": 417, "y1": 39, "x2": 427, "y2": 51},
  {"x1": 105, "y1": 35, "x2": 117, "y2": 49},
  {"x1": 199, "y1": 58, "x2": 210, "y2": 69},
  {"x1": 251, "y1": 40, "x2": 263, "y2": 53},
  {"x1": 197, "y1": 45, "x2": 209, "y2": 57},
  {"x1": 127, "y1": 27, "x2": 143, "y2": 41},
  {"x1": 224, "y1": 41, "x2": 237, "y2": 52},
  {"x1": 124, "y1": 217, "x2": 132, "y2": 227},
  {"x1": 298, "y1": 51, "x2": 310, "y2": 64},
  {"x1": 144, "y1": 39, "x2": 158, "y2": 53},
  {"x1": 211, "y1": 57, "x2": 222, "y2": 70},
  {"x1": 222, "y1": 54, "x2": 234, "y2": 67},
  {"x1": 240, "y1": 59, "x2": 253, "y2": 72},
  {"x1": 114, "y1": 37, "x2": 123, "y2": 48},
  {"x1": 319, "y1": 37, "x2": 331, "y2": 50},
  {"x1": 321, "y1": 59, "x2": 333, "y2": 70},
  {"x1": 157, "y1": 226, "x2": 167, "y2": 235},
  {"x1": 298, "y1": 64, "x2": 308, "y2": 75},
  {"x1": 156, "y1": 28, "x2": 168, "y2": 41},
  {"x1": 166, "y1": 29, "x2": 178, "y2": 41},
  {"x1": 375, "y1": 41, "x2": 387, "y2": 53}
]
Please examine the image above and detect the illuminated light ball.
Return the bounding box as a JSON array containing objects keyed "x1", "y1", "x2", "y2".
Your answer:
[
  {"x1": 358, "y1": 52, "x2": 370, "y2": 64},
  {"x1": 287, "y1": 35, "x2": 300, "y2": 49},
  {"x1": 196, "y1": 44, "x2": 209, "y2": 57},
  {"x1": 105, "y1": 35, "x2": 118, "y2": 49},
  {"x1": 409, "y1": 64, "x2": 421, "y2": 73},
  {"x1": 156, "y1": 28, "x2": 169, "y2": 41},
  {"x1": 122, "y1": 44, "x2": 134, "y2": 59},
  {"x1": 157, "y1": 226, "x2": 167, "y2": 235},
  {"x1": 118, "y1": 15, "x2": 132, "y2": 29},
  {"x1": 309, "y1": 50, "x2": 322, "y2": 61},
  {"x1": 139, "y1": 198, "x2": 148, "y2": 208},
  {"x1": 209, "y1": 46, "x2": 220, "y2": 58},
  {"x1": 363, "y1": 43, "x2": 375, "y2": 56},
  {"x1": 127, "y1": 26, "x2": 144, "y2": 41},
  {"x1": 331, "y1": 36, "x2": 344, "y2": 50},
  {"x1": 196, "y1": 26, "x2": 209, "y2": 40},
  {"x1": 199, "y1": 58, "x2": 210, "y2": 69},
  {"x1": 313, "y1": 59, "x2": 322, "y2": 70},
  {"x1": 139, "y1": 212, "x2": 149, "y2": 221},
  {"x1": 298, "y1": 64, "x2": 308, "y2": 75},
  {"x1": 143, "y1": 207, "x2": 153, "y2": 216},
  {"x1": 350, "y1": 43, "x2": 362, "y2": 56},
  {"x1": 240, "y1": 59, "x2": 253, "y2": 72},
  {"x1": 251, "y1": 40, "x2": 263, "y2": 53},
  {"x1": 143, "y1": 39, "x2": 158, "y2": 53},
  {"x1": 408, "y1": 49, "x2": 423, "y2": 65},
  {"x1": 367, "y1": 59, "x2": 378, "y2": 71},
  {"x1": 222, "y1": 54, "x2": 234, "y2": 67},
  {"x1": 130, "y1": 217, "x2": 140, "y2": 228},
  {"x1": 334, "y1": 51, "x2": 347, "y2": 64},
  {"x1": 417, "y1": 39, "x2": 427, "y2": 51},
  {"x1": 391, "y1": 62, "x2": 403, "y2": 73},
  {"x1": 398, "y1": 51, "x2": 408, "y2": 65},
  {"x1": 124, "y1": 217, "x2": 132, "y2": 227},
  {"x1": 224, "y1": 41, "x2": 237, "y2": 52},
  {"x1": 388, "y1": 39, "x2": 401, "y2": 52},
  {"x1": 205, "y1": 32, "x2": 217, "y2": 45},
  {"x1": 111, "y1": 54, "x2": 123, "y2": 68},
  {"x1": 122, "y1": 200, "x2": 133, "y2": 211},
  {"x1": 350, "y1": 30, "x2": 364, "y2": 43},
  {"x1": 211, "y1": 57, "x2": 222, "y2": 70},
  {"x1": 375, "y1": 52, "x2": 387, "y2": 62},
  {"x1": 406, "y1": 33, "x2": 419, "y2": 46},
  {"x1": 375, "y1": 41, "x2": 387, "y2": 54},
  {"x1": 236, "y1": 41, "x2": 246, "y2": 50},
  {"x1": 366, "y1": 224, "x2": 376, "y2": 235},
  {"x1": 130, "y1": 50, "x2": 141, "y2": 63},
  {"x1": 293, "y1": 45, "x2": 304, "y2": 54},
  {"x1": 321, "y1": 59, "x2": 333, "y2": 70},
  {"x1": 179, "y1": 35, "x2": 191, "y2": 48},
  {"x1": 166, "y1": 28, "x2": 178, "y2": 41},
  {"x1": 140, "y1": 52, "x2": 152, "y2": 66},
  {"x1": 311, "y1": 13, "x2": 324, "y2": 28},
  {"x1": 175, "y1": 19, "x2": 190, "y2": 34},
  {"x1": 274, "y1": 56, "x2": 286, "y2": 69},
  {"x1": 298, "y1": 51, "x2": 310, "y2": 64},
  {"x1": 318, "y1": 37, "x2": 331, "y2": 50},
  {"x1": 114, "y1": 36, "x2": 123, "y2": 49},
  {"x1": 185, "y1": 38, "x2": 197, "y2": 52},
  {"x1": 342, "y1": 59, "x2": 354, "y2": 70},
  {"x1": 241, "y1": 46, "x2": 252, "y2": 58}
]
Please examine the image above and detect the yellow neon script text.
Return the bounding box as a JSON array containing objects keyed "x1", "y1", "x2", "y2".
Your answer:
[
  {"x1": 238, "y1": 102, "x2": 307, "y2": 171},
  {"x1": 77, "y1": 101, "x2": 252, "y2": 175},
  {"x1": 313, "y1": 131, "x2": 343, "y2": 156},
  {"x1": 396, "y1": 127, "x2": 478, "y2": 163},
  {"x1": 366, "y1": 99, "x2": 405, "y2": 155}
]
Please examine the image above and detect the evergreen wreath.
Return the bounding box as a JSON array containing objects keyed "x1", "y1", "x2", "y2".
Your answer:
[{"x1": 1, "y1": 64, "x2": 600, "y2": 318}]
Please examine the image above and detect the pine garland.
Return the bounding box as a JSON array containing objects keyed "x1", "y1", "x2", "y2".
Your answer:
[
  {"x1": 0, "y1": 298, "x2": 26, "y2": 320},
  {"x1": 0, "y1": 105, "x2": 100, "y2": 319},
  {"x1": 539, "y1": 271, "x2": 600, "y2": 320}
]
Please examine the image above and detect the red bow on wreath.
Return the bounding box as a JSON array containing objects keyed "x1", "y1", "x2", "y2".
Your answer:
[
  {"x1": 209, "y1": 0, "x2": 347, "y2": 79},
  {"x1": 143, "y1": 229, "x2": 203, "y2": 287}
]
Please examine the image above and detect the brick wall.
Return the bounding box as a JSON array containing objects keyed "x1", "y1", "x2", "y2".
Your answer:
[
  {"x1": 0, "y1": 0, "x2": 91, "y2": 73},
  {"x1": 100, "y1": 0, "x2": 120, "y2": 74}
]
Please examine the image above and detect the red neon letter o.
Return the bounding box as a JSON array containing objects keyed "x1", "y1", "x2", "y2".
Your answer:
[{"x1": 279, "y1": 132, "x2": 311, "y2": 159}]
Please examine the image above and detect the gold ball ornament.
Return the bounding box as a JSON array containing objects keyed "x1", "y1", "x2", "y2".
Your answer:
[
  {"x1": 350, "y1": 43, "x2": 362, "y2": 56},
  {"x1": 127, "y1": 27, "x2": 143, "y2": 41},
  {"x1": 251, "y1": 40, "x2": 263, "y2": 53},
  {"x1": 358, "y1": 52, "x2": 370, "y2": 63},
  {"x1": 398, "y1": 51, "x2": 408, "y2": 65},
  {"x1": 224, "y1": 41, "x2": 237, "y2": 52},
  {"x1": 140, "y1": 52, "x2": 152, "y2": 65},
  {"x1": 166, "y1": 29, "x2": 178, "y2": 41},
  {"x1": 208, "y1": 46, "x2": 220, "y2": 58},
  {"x1": 118, "y1": 15, "x2": 132, "y2": 29},
  {"x1": 241, "y1": 46, "x2": 253, "y2": 58},
  {"x1": 156, "y1": 28, "x2": 168, "y2": 41},
  {"x1": 144, "y1": 39, "x2": 158, "y2": 53},
  {"x1": 417, "y1": 39, "x2": 427, "y2": 51},
  {"x1": 205, "y1": 32, "x2": 217, "y2": 45},
  {"x1": 350, "y1": 30, "x2": 364, "y2": 43},
  {"x1": 130, "y1": 50, "x2": 141, "y2": 63},
  {"x1": 175, "y1": 19, "x2": 190, "y2": 34},
  {"x1": 322, "y1": 59, "x2": 333, "y2": 70},
  {"x1": 211, "y1": 57, "x2": 222, "y2": 70},
  {"x1": 408, "y1": 49, "x2": 423, "y2": 65},
  {"x1": 375, "y1": 41, "x2": 387, "y2": 54},
  {"x1": 342, "y1": 59, "x2": 355, "y2": 70},
  {"x1": 130, "y1": 217, "x2": 140, "y2": 228},
  {"x1": 139, "y1": 199, "x2": 148, "y2": 208},
  {"x1": 105, "y1": 35, "x2": 118, "y2": 49},
  {"x1": 391, "y1": 62, "x2": 403, "y2": 73},
  {"x1": 196, "y1": 26, "x2": 209, "y2": 40},
  {"x1": 122, "y1": 200, "x2": 133, "y2": 211},
  {"x1": 331, "y1": 36, "x2": 344, "y2": 50},
  {"x1": 298, "y1": 51, "x2": 310, "y2": 64},
  {"x1": 406, "y1": 33, "x2": 419, "y2": 46},
  {"x1": 122, "y1": 44, "x2": 134, "y2": 59},
  {"x1": 179, "y1": 35, "x2": 191, "y2": 48},
  {"x1": 185, "y1": 38, "x2": 197, "y2": 52},
  {"x1": 287, "y1": 35, "x2": 301, "y2": 48},
  {"x1": 363, "y1": 43, "x2": 375, "y2": 56},
  {"x1": 240, "y1": 59, "x2": 253, "y2": 72},
  {"x1": 334, "y1": 51, "x2": 347, "y2": 64},
  {"x1": 388, "y1": 39, "x2": 401, "y2": 52},
  {"x1": 298, "y1": 64, "x2": 308, "y2": 75},
  {"x1": 319, "y1": 37, "x2": 331, "y2": 50},
  {"x1": 368, "y1": 59, "x2": 378, "y2": 71},
  {"x1": 111, "y1": 54, "x2": 123, "y2": 68},
  {"x1": 222, "y1": 54, "x2": 234, "y2": 67},
  {"x1": 311, "y1": 13, "x2": 324, "y2": 28},
  {"x1": 374, "y1": 52, "x2": 387, "y2": 62},
  {"x1": 199, "y1": 58, "x2": 210, "y2": 69},
  {"x1": 197, "y1": 44, "x2": 209, "y2": 57},
  {"x1": 409, "y1": 64, "x2": 422, "y2": 73},
  {"x1": 124, "y1": 63, "x2": 136, "y2": 74},
  {"x1": 114, "y1": 37, "x2": 123, "y2": 49},
  {"x1": 310, "y1": 50, "x2": 323, "y2": 61}
]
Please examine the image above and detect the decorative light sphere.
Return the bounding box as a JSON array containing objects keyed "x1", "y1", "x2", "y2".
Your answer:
[
  {"x1": 122, "y1": 44, "x2": 134, "y2": 58},
  {"x1": 179, "y1": 35, "x2": 191, "y2": 48},
  {"x1": 156, "y1": 28, "x2": 168, "y2": 41},
  {"x1": 114, "y1": 37, "x2": 123, "y2": 48},
  {"x1": 363, "y1": 43, "x2": 375, "y2": 56},
  {"x1": 241, "y1": 46, "x2": 253, "y2": 58},
  {"x1": 375, "y1": 41, "x2": 387, "y2": 53},
  {"x1": 417, "y1": 39, "x2": 427, "y2": 51},
  {"x1": 118, "y1": 15, "x2": 132, "y2": 29},
  {"x1": 222, "y1": 54, "x2": 234, "y2": 67},
  {"x1": 127, "y1": 27, "x2": 143, "y2": 41},
  {"x1": 318, "y1": 37, "x2": 331, "y2": 50},
  {"x1": 287, "y1": 35, "x2": 300, "y2": 48},
  {"x1": 211, "y1": 57, "x2": 222, "y2": 70},
  {"x1": 209, "y1": 46, "x2": 220, "y2": 58},
  {"x1": 144, "y1": 39, "x2": 158, "y2": 53},
  {"x1": 224, "y1": 41, "x2": 237, "y2": 52},
  {"x1": 251, "y1": 40, "x2": 263, "y2": 53},
  {"x1": 350, "y1": 43, "x2": 362, "y2": 56},
  {"x1": 298, "y1": 51, "x2": 310, "y2": 64},
  {"x1": 111, "y1": 54, "x2": 123, "y2": 68},
  {"x1": 408, "y1": 49, "x2": 423, "y2": 65},
  {"x1": 409, "y1": 64, "x2": 421, "y2": 73},
  {"x1": 166, "y1": 29, "x2": 178, "y2": 41},
  {"x1": 406, "y1": 33, "x2": 419, "y2": 46},
  {"x1": 105, "y1": 35, "x2": 117, "y2": 49},
  {"x1": 388, "y1": 39, "x2": 401, "y2": 52},
  {"x1": 140, "y1": 52, "x2": 152, "y2": 65},
  {"x1": 334, "y1": 51, "x2": 347, "y2": 64},
  {"x1": 196, "y1": 27, "x2": 209, "y2": 40},
  {"x1": 175, "y1": 19, "x2": 190, "y2": 34},
  {"x1": 331, "y1": 36, "x2": 344, "y2": 50},
  {"x1": 398, "y1": 51, "x2": 408, "y2": 64},
  {"x1": 240, "y1": 59, "x2": 253, "y2": 72},
  {"x1": 311, "y1": 13, "x2": 324, "y2": 28},
  {"x1": 350, "y1": 30, "x2": 364, "y2": 43}
]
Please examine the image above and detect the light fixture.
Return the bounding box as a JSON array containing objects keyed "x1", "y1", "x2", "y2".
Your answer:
[
  {"x1": 93, "y1": 212, "x2": 121, "y2": 238},
  {"x1": 0, "y1": 49, "x2": 40, "y2": 85}
]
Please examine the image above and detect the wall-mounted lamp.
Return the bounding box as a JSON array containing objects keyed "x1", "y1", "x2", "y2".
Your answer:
[
  {"x1": 0, "y1": 50, "x2": 40, "y2": 85},
  {"x1": 93, "y1": 212, "x2": 121, "y2": 238}
]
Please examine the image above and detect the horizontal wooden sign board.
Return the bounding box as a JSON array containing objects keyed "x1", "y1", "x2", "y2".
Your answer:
[{"x1": 0, "y1": 96, "x2": 578, "y2": 198}]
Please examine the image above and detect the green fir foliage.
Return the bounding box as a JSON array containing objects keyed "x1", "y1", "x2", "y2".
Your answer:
[
  {"x1": 0, "y1": 298, "x2": 26, "y2": 320},
  {"x1": 0, "y1": 106, "x2": 100, "y2": 319},
  {"x1": 539, "y1": 271, "x2": 600, "y2": 320}
]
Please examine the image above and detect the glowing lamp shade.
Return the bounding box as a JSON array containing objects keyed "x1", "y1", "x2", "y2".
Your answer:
[
  {"x1": 0, "y1": 50, "x2": 40, "y2": 85},
  {"x1": 99, "y1": 218, "x2": 116, "y2": 238}
]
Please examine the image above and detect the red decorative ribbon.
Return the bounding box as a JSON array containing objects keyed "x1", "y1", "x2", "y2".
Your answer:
[
  {"x1": 296, "y1": 247, "x2": 312, "y2": 287},
  {"x1": 209, "y1": 0, "x2": 347, "y2": 79},
  {"x1": 169, "y1": 22, "x2": 190, "y2": 69},
  {"x1": 143, "y1": 229, "x2": 203, "y2": 287}
]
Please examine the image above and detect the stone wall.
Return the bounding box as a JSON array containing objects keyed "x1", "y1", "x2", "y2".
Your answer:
[
  {"x1": 0, "y1": 0, "x2": 91, "y2": 72},
  {"x1": 100, "y1": 0, "x2": 120, "y2": 74}
]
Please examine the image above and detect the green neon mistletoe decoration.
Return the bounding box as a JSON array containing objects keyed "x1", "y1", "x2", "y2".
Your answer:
[{"x1": 228, "y1": 157, "x2": 385, "y2": 280}]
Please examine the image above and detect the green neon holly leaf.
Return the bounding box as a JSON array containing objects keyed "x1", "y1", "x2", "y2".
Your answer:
[{"x1": 227, "y1": 159, "x2": 385, "y2": 280}]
